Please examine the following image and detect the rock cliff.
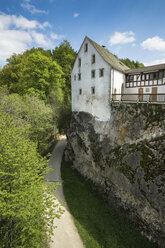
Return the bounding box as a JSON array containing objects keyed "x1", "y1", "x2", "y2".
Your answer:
[{"x1": 65, "y1": 103, "x2": 165, "y2": 248}]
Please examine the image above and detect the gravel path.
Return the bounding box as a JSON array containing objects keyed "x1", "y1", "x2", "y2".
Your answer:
[{"x1": 45, "y1": 137, "x2": 84, "y2": 248}]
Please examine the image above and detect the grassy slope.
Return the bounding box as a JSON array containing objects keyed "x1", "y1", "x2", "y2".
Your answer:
[{"x1": 61, "y1": 160, "x2": 157, "y2": 248}]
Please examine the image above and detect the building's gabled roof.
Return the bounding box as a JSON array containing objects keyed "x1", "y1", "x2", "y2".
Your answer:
[
  {"x1": 86, "y1": 36, "x2": 129, "y2": 72},
  {"x1": 125, "y1": 63, "x2": 165, "y2": 74}
]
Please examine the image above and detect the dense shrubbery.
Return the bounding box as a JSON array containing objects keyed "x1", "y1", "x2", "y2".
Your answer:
[
  {"x1": 0, "y1": 110, "x2": 62, "y2": 248},
  {"x1": 0, "y1": 92, "x2": 54, "y2": 154}
]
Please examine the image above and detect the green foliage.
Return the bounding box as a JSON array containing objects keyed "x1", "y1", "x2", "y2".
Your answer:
[
  {"x1": 120, "y1": 58, "x2": 144, "y2": 68},
  {"x1": 0, "y1": 110, "x2": 62, "y2": 248},
  {"x1": 0, "y1": 48, "x2": 64, "y2": 103},
  {"x1": 56, "y1": 103, "x2": 72, "y2": 134},
  {"x1": 0, "y1": 92, "x2": 54, "y2": 154},
  {"x1": 61, "y1": 160, "x2": 156, "y2": 248},
  {"x1": 52, "y1": 40, "x2": 76, "y2": 103}
]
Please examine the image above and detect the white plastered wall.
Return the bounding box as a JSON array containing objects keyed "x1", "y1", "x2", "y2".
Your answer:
[
  {"x1": 71, "y1": 37, "x2": 111, "y2": 121},
  {"x1": 111, "y1": 69, "x2": 125, "y2": 100}
]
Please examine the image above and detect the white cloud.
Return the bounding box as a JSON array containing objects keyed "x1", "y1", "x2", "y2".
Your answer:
[
  {"x1": 31, "y1": 31, "x2": 53, "y2": 47},
  {"x1": 0, "y1": 30, "x2": 32, "y2": 62},
  {"x1": 21, "y1": 0, "x2": 48, "y2": 15},
  {"x1": 141, "y1": 36, "x2": 165, "y2": 52},
  {"x1": 0, "y1": 13, "x2": 62, "y2": 67},
  {"x1": 50, "y1": 32, "x2": 64, "y2": 40},
  {"x1": 73, "y1": 13, "x2": 79, "y2": 18},
  {"x1": 109, "y1": 31, "x2": 135, "y2": 45},
  {"x1": 0, "y1": 14, "x2": 50, "y2": 30}
]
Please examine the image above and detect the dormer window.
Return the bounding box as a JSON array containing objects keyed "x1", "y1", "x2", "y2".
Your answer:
[
  {"x1": 79, "y1": 88, "x2": 82, "y2": 95},
  {"x1": 84, "y1": 43, "x2": 88, "y2": 52},
  {"x1": 78, "y1": 58, "x2": 81, "y2": 67},
  {"x1": 91, "y1": 54, "x2": 95, "y2": 64}
]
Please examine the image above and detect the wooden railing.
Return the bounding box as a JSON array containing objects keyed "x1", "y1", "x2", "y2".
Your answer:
[{"x1": 111, "y1": 93, "x2": 165, "y2": 103}]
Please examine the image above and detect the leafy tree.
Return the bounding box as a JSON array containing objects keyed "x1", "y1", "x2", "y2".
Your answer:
[
  {"x1": 0, "y1": 93, "x2": 54, "y2": 154},
  {"x1": 0, "y1": 110, "x2": 63, "y2": 248},
  {"x1": 52, "y1": 40, "x2": 77, "y2": 104},
  {"x1": 120, "y1": 58, "x2": 144, "y2": 68},
  {"x1": 0, "y1": 49, "x2": 64, "y2": 103}
]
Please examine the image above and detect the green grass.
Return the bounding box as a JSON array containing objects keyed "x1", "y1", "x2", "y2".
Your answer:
[{"x1": 61, "y1": 160, "x2": 157, "y2": 248}]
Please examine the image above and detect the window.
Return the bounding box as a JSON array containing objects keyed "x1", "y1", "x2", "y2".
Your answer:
[
  {"x1": 91, "y1": 54, "x2": 95, "y2": 64},
  {"x1": 91, "y1": 87, "x2": 95, "y2": 95},
  {"x1": 79, "y1": 88, "x2": 82, "y2": 95},
  {"x1": 142, "y1": 74, "x2": 145, "y2": 80},
  {"x1": 99, "y1": 68, "x2": 104, "y2": 77},
  {"x1": 78, "y1": 73, "x2": 81, "y2": 80},
  {"x1": 130, "y1": 75, "x2": 134, "y2": 81},
  {"x1": 153, "y1": 72, "x2": 157, "y2": 79},
  {"x1": 91, "y1": 70, "x2": 95, "y2": 78},
  {"x1": 126, "y1": 76, "x2": 130, "y2": 82},
  {"x1": 149, "y1": 73, "x2": 154, "y2": 80},
  {"x1": 78, "y1": 58, "x2": 81, "y2": 67},
  {"x1": 84, "y1": 43, "x2": 88, "y2": 52},
  {"x1": 145, "y1": 88, "x2": 150, "y2": 93},
  {"x1": 74, "y1": 74, "x2": 76, "y2": 80},
  {"x1": 146, "y1": 74, "x2": 149, "y2": 80},
  {"x1": 159, "y1": 71, "x2": 163, "y2": 79}
]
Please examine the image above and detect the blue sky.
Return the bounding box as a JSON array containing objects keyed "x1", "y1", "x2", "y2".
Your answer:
[{"x1": 0, "y1": 0, "x2": 165, "y2": 67}]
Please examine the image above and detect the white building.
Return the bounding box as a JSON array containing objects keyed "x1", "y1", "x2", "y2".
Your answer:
[{"x1": 71, "y1": 36, "x2": 165, "y2": 121}]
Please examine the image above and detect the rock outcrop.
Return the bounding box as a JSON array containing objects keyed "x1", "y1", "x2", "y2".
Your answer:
[{"x1": 65, "y1": 103, "x2": 165, "y2": 248}]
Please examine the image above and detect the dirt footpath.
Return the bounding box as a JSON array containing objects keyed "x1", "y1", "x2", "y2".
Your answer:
[{"x1": 45, "y1": 138, "x2": 84, "y2": 248}]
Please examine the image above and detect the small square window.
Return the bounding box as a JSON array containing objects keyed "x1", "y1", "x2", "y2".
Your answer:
[
  {"x1": 78, "y1": 73, "x2": 81, "y2": 80},
  {"x1": 91, "y1": 54, "x2": 95, "y2": 64},
  {"x1": 84, "y1": 43, "x2": 88, "y2": 52},
  {"x1": 74, "y1": 74, "x2": 76, "y2": 80},
  {"x1": 79, "y1": 88, "x2": 82, "y2": 95},
  {"x1": 91, "y1": 70, "x2": 95, "y2": 78},
  {"x1": 91, "y1": 87, "x2": 95, "y2": 95},
  {"x1": 99, "y1": 68, "x2": 104, "y2": 77},
  {"x1": 78, "y1": 58, "x2": 81, "y2": 67}
]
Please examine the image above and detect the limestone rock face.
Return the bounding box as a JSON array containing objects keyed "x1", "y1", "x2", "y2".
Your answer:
[{"x1": 65, "y1": 103, "x2": 165, "y2": 248}]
